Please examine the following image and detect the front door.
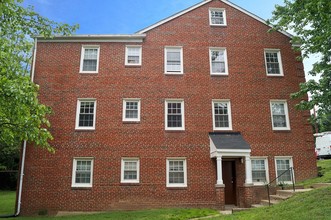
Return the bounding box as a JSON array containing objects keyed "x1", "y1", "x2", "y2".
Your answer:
[{"x1": 222, "y1": 161, "x2": 236, "y2": 204}]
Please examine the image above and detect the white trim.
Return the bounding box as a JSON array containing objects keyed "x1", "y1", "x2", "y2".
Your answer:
[
  {"x1": 212, "y1": 99, "x2": 232, "y2": 130},
  {"x1": 137, "y1": 0, "x2": 212, "y2": 34},
  {"x1": 37, "y1": 34, "x2": 146, "y2": 43},
  {"x1": 122, "y1": 98, "x2": 141, "y2": 122},
  {"x1": 209, "y1": 47, "x2": 229, "y2": 75},
  {"x1": 75, "y1": 99, "x2": 97, "y2": 130},
  {"x1": 264, "y1": 49, "x2": 284, "y2": 76},
  {"x1": 166, "y1": 158, "x2": 187, "y2": 188},
  {"x1": 125, "y1": 45, "x2": 142, "y2": 66},
  {"x1": 136, "y1": 0, "x2": 292, "y2": 38},
  {"x1": 71, "y1": 157, "x2": 94, "y2": 188},
  {"x1": 270, "y1": 100, "x2": 290, "y2": 130},
  {"x1": 164, "y1": 46, "x2": 184, "y2": 74},
  {"x1": 121, "y1": 158, "x2": 140, "y2": 183},
  {"x1": 251, "y1": 157, "x2": 269, "y2": 185},
  {"x1": 274, "y1": 156, "x2": 295, "y2": 184},
  {"x1": 79, "y1": 45, "x2": 100, "y2": 74},
  {"x1": 165, "y1": 99, "x2": 185, "y2": 130},
  {"x1": 209, "y1": 8, "x2": 227, "y2": 26}
]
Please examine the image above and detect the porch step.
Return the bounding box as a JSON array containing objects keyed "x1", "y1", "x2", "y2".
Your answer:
[
  {"x1": 251, "y1": 204, "x2": 265, "y2": 208},
  {"x1": 270, "y1": 194, "x2": 289, "y2": 201},
  {"x1": 260, "y1": 199, "x2": 280, "y2": 206}
]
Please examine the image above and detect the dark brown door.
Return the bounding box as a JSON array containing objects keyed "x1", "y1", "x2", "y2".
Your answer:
[{"x1": 222, "y1": 161, "x2": 236, "y2": 204}]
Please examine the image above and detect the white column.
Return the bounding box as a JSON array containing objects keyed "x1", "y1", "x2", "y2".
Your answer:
[
  {"x1": 216, "y1": 156, "x2": 224, "y2": 185},
  {"x1": 245, "y1": 156, "x2": 253, "y2": 184}
]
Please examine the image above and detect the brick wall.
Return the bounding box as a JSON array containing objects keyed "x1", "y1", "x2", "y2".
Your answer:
[{"x1": 20, "y1": 0, "x2": 317, "y2": 215}]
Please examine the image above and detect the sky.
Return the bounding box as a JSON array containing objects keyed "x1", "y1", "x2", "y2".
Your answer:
[{"x1": 22, "y1": 0, "x2": 318, "y2": 80}]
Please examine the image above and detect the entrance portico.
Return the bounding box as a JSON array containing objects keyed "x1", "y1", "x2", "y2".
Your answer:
[{"x1": 209, "y1": 132, "x2": 253, "y2": 208}]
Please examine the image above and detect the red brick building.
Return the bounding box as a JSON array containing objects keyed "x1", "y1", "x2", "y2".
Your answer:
[{"x1": 20, "y1": 0, "x2": 317, "y2": 215}]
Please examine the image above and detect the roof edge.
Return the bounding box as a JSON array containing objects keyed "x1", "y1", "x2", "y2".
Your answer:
[
  {"x1": 36, "y1": 34, "x2": 146, "y2": 43},
  {"x1": 136, "y1": 0, "x2": 212, "y2": 34},
  {"x1": 136, "y1": 0, "x2": 293, "y2": 39}
]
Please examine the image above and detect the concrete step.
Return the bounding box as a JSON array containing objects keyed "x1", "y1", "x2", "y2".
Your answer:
[
  {"x1": 311, "y1": 183, "x2": 331, "y2": 188},
  {"x1": 276, "y1": 189, "x2": 295, "y2": 197},
  {"x1": 260, "y1": 199, "x2": 280, "y2": 206},
  {"x1": 270, "y1": 194, "x2": 289, "y2": 201},
  {"x1": 251, "y1": 204, "x2": 265, "y2": 208}
]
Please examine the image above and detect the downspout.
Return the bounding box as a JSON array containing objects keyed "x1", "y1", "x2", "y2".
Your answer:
[
  {"x1": 14, "y1": 141, "x2": 27, "y2": 216},
  {"x1": 14, "y1": 38, "x2": 37, "y2": 217}
]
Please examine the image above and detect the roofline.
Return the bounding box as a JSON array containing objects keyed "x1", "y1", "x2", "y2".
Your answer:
[
  {"x1": 136, "y1": 0, "x2": 293, "y2": 38},
  {"x1": 36, "y1": 34, "x2": 146, "y2": 43},
  {"x1": 136, "y1": 0, "x2": 212, "y2": 34}
]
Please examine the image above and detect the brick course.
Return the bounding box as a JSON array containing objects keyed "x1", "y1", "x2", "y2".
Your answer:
[{"x1": 20, "y1": 0, "x2": 317, "y2": 215}]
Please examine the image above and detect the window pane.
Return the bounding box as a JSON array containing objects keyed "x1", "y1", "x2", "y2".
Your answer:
[
  {"x1": 167, "y1": 102, "x2": 182, "y2": 128},
  {"x1": 277, "y1": 159, "x2": 291, "y2": 182},
  {"x1": 214, "y1": 102, "x2": 229, "y2": 128},
  {"x1": 83, "y1": 48, "x2": 98, "y2": 71},
  {"x1": 211, "y1": 10, "x2": 224, "y2": 24},
  {"x1": 271, "y1": 103, "x2": 287, "y2": 127},
  {"x1": 252, "y1": 160, "x2": 266, "y2": 182},
  {"x1": 125, "y1": 101, "x2": 138, "y2": 119},
  {"x1": 266, "y1": 52, "x2": 280, "y2": 74},
  {"x1": 75, "y1": 160, "x2": 92, "y2": 184},
  {"x1": 79, "y1": 101, "x2": 95, "y2": 127},
  {"x1": 169, "y1": 160, "x2": 184, "y2": 184},
  {"x1": 167, "y1": 50, "x2": 181, "y2": 72}
]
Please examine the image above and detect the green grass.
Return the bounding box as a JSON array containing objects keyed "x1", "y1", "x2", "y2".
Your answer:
[
  {"x1": 0, "y1": 191, "x2": 16, "y2": 215},
  {"x1": 298, "y1": 159, "x2": 331, "y2": 188},
  {"x1": 209, "y1": 186, "x2": 331, "y2": 220},
  {"x1": 7, "y1": 208, "x2": 218, "y2": 220}
]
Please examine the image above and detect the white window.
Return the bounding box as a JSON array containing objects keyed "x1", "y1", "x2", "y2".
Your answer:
[
  {"x1": 125, "y1": 46, "x2": 142, "y2": 66},
  {"x1": 270, "y1": 100, "x2": 290, "y2": 130},
  {"x1": 80, "y1": 45, "x2": 100, "y2": 73},
  {"x1": 75, "y1": 99, "x2": 96, "y2": 130},
  {"x1": 275, "y1": 157, "x2": 294, "y2": 184},
  {"x1": 251, "y1": 158, "x2": 269, "y2": 185},
  {"x1": 209, "y1": 8, "x2": 226, "y2": 26},
  {"x1": 210, "y1": 48, "x2": 228, "y2": 75},
  {"x1": 166, "y1": 158, "x2": 187, "y2": 187},
  {"x1": 264, "y1": 49, "x2": 283, "y2": 76},
  {"x1": 165, "y1": 47, "x2": 183, "y2": 74},
  {"x1": 121, "y1": 158, "x2": 140, "y2": 183},
  {"x1": 122, "y1": 99, "x2": 141, "y2": 122},
  {"x1": 212, "y1": 100, "x2": 232, "y2": 130},
  {"x1": 165, "y1": 99, "x2": 185, "y2": 130},
  {"x1": 72, "y1": 158, "x2": 94, "y2": 187}
]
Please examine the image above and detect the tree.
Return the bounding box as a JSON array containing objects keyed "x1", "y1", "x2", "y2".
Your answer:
[
  {"x1": 267, "y1": 0, "x2": 331, "y2": 122},
  {"x1": 0, "y1": 0, "x2": 78, "y2": 152}
]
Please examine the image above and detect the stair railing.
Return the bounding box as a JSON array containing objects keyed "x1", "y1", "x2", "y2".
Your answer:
[{"x1": 266, "y1": 167, "x2": 295, "y2": 206}]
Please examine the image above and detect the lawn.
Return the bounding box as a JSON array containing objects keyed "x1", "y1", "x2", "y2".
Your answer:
[
  {"x1": 0, "y1": 191, "x2": 15, "y2": 216},
  {"x1": 297, "y1": 159, "x2": 331, "y2": 187}
]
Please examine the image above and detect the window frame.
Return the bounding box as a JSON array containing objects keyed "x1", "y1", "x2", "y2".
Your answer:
[
  {"x1": 75, "y1": 99, "x2": 97, "y2": 130},
  {"x1": 264, "y1": 49, "x2": 284, "y2": 76},
  {"x1": 121, "y1": 158, "x2": 140, "y2": 184},
  {"x1": 122, "y1": 98, "x2": 141, "y2": 122},
  {"x1": 212, "y1": 100, "x2": 232, "y2": 131},
  {"x1": 274, "y1": 156, "x2": 294, "y2": 184},
  {"x1": 71, "y1": 157, "x2": 94, "y2": 188},
  {"x1": 270, "y1": 100, "x2": 290, "y2": 130},
  {"x1": 251, "y1": 157, "x2": 269, "y2": 185},
  {"x1": 165, "y1": 99, "x2": 185, "y2": 131},
  {"x1": 209, "y1": 47, "x2": 229, "y2": 75},
  {"x1": 164, "y1": 47, "x2": 184, "y2": 74},
  {"x1": 79, "y1": 45, "x2": 100, "y2": 74},
  {"x1": 166, "y1": 158, "x2": 187, "y2": 188},
  {"x1": 209, "y1": 8, "x2": 227, "y2": 26},
  {"x1": 125, "y1": 45, "x2": 142, "y2": 66}
]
